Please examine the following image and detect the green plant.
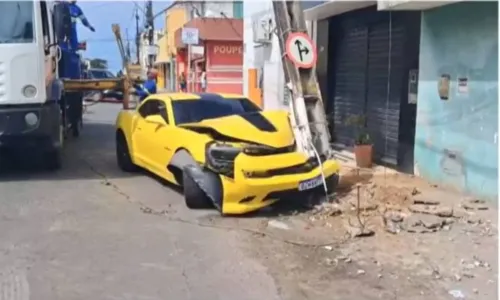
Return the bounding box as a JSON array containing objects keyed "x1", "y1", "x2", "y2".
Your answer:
[{"x1": 345, "y1": 115, "x2": 372, "y2": 145}]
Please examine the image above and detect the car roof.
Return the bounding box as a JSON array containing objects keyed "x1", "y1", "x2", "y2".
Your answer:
[{"x1": 153, "y1": 92, "x2": 245, "y2": 102}]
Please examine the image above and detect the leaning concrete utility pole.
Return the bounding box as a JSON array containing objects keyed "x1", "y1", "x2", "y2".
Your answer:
[{"x1": 272, "y1": 1, "x2": 332, "y2": 158}]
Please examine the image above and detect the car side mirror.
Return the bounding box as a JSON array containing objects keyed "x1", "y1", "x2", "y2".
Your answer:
[{"x1": 145, "y1": 115, "x2": 167, "y2": 126}]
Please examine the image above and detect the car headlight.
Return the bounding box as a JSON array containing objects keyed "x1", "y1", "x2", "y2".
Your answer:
[{"x1": 205, "y1": 142, "x2": 241, "y2": 177}]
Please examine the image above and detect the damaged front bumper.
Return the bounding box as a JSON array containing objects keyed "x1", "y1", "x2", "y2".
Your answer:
[{"x1": 185, "y1": 151, "x2": 341, "y2": 215}]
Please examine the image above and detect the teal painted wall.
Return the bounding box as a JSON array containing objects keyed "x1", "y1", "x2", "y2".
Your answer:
[
  {"x1": 233, "y1": 1, "x2": 243, "y2": 19},
  {"x1": 415, "y1": 2, "x2": 498, "y2": 201}
]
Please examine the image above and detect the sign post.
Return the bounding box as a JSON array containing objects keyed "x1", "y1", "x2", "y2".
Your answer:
[
  {"x1": 285, "y1": 32, "x2": 317, "y2": 69},
  {"x1": 181, "y1": 27, "x2": 200, "y2": 92}
]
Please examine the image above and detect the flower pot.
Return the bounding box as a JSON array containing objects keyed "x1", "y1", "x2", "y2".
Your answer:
[{"x1": 354, "y1": 144, "x2": 373, "y2": 168}]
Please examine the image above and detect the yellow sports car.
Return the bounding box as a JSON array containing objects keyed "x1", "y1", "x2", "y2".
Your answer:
[{"x1": 115, "y1": 92, "x2": 340, "y2": 215}]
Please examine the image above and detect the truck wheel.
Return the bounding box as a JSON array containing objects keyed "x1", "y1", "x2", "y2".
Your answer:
[
  {"x1": 116, "y1": 131, "x2": 137, "y2": 172},
  {"x1": 45, "y1": 149, "x2": 62, "y2": 171},
  {"x1": 182, "y1": 168, "x2": 212, "y2": 209},
  {"x1": 71, "y1": 121, "x2": 80, "y2": 137}
]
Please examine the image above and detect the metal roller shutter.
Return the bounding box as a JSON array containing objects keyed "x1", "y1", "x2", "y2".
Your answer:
[
  {"x1": 331, "y1": 23, "x2": 368, "y2": 147},
  {"x1": 365, "y1": 14, "x2": 406, "y2": 165}
]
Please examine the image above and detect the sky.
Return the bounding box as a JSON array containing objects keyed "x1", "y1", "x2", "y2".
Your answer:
[{"x1": 78, "y1": 1, "x2": 171, "y2": 72}]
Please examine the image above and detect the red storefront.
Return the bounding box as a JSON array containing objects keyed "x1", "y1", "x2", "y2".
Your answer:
[{"x1": 174, "y1": 18, "x2": 243, "y2": 94}]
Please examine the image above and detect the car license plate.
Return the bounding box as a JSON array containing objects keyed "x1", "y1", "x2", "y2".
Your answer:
[{"x1": 298, "y1": 175, "x2": 323, "y2": 191}]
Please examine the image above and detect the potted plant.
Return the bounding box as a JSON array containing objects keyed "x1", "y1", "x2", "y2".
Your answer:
[{"x1": 346, "y1": 115, "x2": 373, "y2": 168}]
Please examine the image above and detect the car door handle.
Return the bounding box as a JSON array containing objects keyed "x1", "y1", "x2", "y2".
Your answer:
[
  {"x1": 137, "y1": 127, "x2": 142, "y2": 131},
  {"x1": 164, "y1": 146, "x2": 171, "y2": 150}
]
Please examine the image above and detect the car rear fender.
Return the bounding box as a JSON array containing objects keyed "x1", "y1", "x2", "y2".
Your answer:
[{"x1": 116, "y1": 110, "x2": 139, "y2": 150}]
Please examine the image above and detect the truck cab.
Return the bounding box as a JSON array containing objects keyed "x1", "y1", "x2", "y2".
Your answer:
[{"x1": 0, "y1": 1, "x2": 71, "y2": 169}]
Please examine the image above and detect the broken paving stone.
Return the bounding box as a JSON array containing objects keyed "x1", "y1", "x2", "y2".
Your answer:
[
  {"x1": 409, "y1": 204, "x2": 454, "y2": 218},
  {"x1": 345, "y1": 224, "x2": 375, "y2": 238},
  {"x1": 412, "y1": 194, "x2": 440, "y2": 205},
  {"x1": 462, "y1": 202, "x2": 489, "y2": 211},
  {"x1": 348, "y1": 198, "x2": 379, "y2": 212},
  {"x1": 403, "y1": 214, "x2": 445, "y2": 233}
]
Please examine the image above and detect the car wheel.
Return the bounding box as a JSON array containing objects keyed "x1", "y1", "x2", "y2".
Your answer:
[
  {"x1": 45, "y1": 149, "x2": 62, "y2": 171},
  {"x1": 116, "y1": 131, "x2": 137, "y2": 172},
  {"x1": 182, "y1": 167, "x2": 213, "y2": 209}
]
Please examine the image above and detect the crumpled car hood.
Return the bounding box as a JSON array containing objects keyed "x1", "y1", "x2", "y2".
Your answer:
[{"x1": 179, "y1": 111, "x2": 295, "y2": 148}]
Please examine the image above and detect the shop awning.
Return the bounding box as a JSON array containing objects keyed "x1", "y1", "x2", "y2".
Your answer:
[
  {"x1": 154, "y1": 35, "x2": 171, "y2": 65},
  {"x1": 304, "y1": 1, "x2": 376, "y2": 20}
]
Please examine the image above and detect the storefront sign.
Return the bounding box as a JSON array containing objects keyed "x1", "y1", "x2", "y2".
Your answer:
[{"x1": 213, "y1": 45, "x2": 243, "y2": 55}]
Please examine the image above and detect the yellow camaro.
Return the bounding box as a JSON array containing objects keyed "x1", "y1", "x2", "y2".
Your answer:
[{"x1": 115, "y1": 92, "x2": 340, "y2": 215}]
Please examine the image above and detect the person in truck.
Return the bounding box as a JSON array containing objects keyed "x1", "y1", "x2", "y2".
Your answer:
[
  {"x1": 134, "y1": 70, "x2": 158, "y2": 102},
  {"x1": 68, "y1": 0, "x2": 95, "y2": 50}
]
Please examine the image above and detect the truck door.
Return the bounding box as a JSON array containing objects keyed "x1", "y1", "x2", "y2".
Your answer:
[{"x1": 41, "y1": 1, "x2": 58, "y2": 99}]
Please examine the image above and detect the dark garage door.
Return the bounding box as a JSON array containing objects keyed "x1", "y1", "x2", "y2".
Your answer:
[{"x1": 328, "y1": 7, "x2": 420, "y2": 166}]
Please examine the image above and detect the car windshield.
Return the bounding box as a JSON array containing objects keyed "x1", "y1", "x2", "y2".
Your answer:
[
  {"x1": 90, "y1": 70, "x2": 115, "y2": 79},
  {"x1": 0, "y1": 1, "x2": 34, "y2": 44},
  {"x1": 173, "y1": 97, "x2": 261, "y2": 125}
]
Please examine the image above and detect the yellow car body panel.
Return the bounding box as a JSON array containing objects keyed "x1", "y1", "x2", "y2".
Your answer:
[
  {"x1": 221, "y1": 154, "x2": 340, "y2": 214},
  {"x1": 115, "y1": 92, "x2": 340, "y2": 215}
]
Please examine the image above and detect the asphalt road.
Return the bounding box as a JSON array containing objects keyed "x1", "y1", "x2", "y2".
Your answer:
[{"x1": 0, "y1": 104, "x2": 281, "y2": 300}]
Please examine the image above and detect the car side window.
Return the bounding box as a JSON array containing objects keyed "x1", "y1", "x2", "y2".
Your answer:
[{"x1": 138, "y1": 99, "x2": 169, "y2": 124}]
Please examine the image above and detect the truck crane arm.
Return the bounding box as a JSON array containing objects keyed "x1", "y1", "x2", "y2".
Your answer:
[{"x1": 61, "y1": 24, "x2": 143, "y2": 110}]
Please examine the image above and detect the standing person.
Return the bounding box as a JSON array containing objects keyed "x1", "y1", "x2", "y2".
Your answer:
[
  {"x1": 68, "y1": 0, "x2": 95, "y2": 50},
  {"x1": 179, "y1": 73, "x2": 187, "y2": 92},
  {"x1": 200, "y1": 68, "x2": 207, "y2": 93},
  {"x1": 135, "y1": 70, "x2": 157, "y2": 102}
]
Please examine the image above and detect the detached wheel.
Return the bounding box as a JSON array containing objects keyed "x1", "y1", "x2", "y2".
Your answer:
[
  {"x1": 182, "y1": 167, "x2": 213, "y2": 209},
  {"x1": 116, "y1": 131, "x2": 137, "y2": 172}
]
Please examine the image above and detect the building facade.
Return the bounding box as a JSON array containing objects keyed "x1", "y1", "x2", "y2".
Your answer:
[
  {"x1": 156, "y1": 1, "x2": 244, "y2": 92},
  {"x1": 156, "y1": 3, "x2": 189, "y2": 91},
  {"x1": 242, "y1": 1, "x2": 319, "y2": 109},
  {"x1": 301, "y1": 0, "x2": 498, "y2": 201},
  {"x1": 174, "y1": 17, "x2": 243, "y2": 93},
  {"x1": 413, "y1": 1, "x2": 498, "y2": 200}
]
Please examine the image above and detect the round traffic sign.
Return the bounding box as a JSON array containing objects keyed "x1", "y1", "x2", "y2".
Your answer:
[{"x1": 285, "y1": 32, "x2": 317, "y2": 69}]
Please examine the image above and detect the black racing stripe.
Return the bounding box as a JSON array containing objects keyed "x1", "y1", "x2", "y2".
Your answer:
[
  {"x1": 239, "y1": 113, "x2": 277, "y2": 132},
  {"x1": 198, "y1": 93, "x2": 276, "y2": 132}
]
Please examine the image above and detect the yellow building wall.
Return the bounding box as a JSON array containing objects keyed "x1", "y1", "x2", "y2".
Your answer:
[{"x1": 165, "y1": 6, "x2": 188, "y2": 57}]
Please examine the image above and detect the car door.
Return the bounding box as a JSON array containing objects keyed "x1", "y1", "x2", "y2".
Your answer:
[
  {"x1": 134, "y1": 99, "x2": 160, "y2": 168},
  {"x1": 142, "y1": 99, "x2": 177, "y2": 179}
]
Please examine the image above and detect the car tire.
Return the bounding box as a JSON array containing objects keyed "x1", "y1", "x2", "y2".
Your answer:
[
  {"x1": 325, "y1": 174, "x2": 340, "y2": 193},
  {"x1": 182, "y1": 167, "x2": 213, "y2": 209},
  {"x1": 45, "y1": 149, "x2": 62, "y2": 171},
  {"x1": 116, "y1": 131, "x2": 137, "y2": 172}
]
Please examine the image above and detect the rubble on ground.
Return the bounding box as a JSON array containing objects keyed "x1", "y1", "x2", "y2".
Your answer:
[{"x1": 303, "y1": 170, "x2": 493, "y2": 238}]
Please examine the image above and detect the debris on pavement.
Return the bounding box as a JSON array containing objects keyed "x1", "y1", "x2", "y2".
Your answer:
[
  {"x1": 462, "y1": 198, "x2": 489, "y2": 211},
  {"x1": 267, "y1": 220, "x2": 290, "y2": 230},
  {"x1": 448, "y1": 289, "x2": 466, "y2": 299}
]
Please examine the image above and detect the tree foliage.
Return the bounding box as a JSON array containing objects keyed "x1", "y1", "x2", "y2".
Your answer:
[{"x1": 89, "y1": 58, "x2": 108, "y2": 69}]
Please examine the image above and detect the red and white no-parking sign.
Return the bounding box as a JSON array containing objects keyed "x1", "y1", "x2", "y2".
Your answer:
[{"x1": 285, "y1": 32, "x2": 317, "y2": 69}]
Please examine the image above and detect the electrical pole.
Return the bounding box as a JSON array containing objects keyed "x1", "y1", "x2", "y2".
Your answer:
[
  {"x1": 145, "y1": 0, "x2": 154, "y2": 68},
  {"x1": 135, "y1": 8, "x2": 140, "y2": 64}
]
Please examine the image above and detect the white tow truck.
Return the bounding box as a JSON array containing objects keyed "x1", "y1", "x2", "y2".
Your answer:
[{"x1": 0, "y1": 1, "x2": 139, "y2": 170}]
